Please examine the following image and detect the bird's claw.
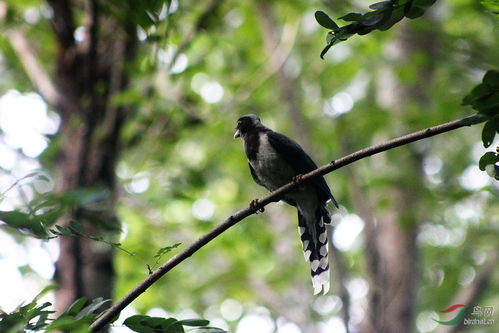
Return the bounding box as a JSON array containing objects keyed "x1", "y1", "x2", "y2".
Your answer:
[
  {"x1": 250, "y1": 199, "x2": 264, "y2": 213},
  {"x1": 292, "y1": 174, "x2": 304, "y2": 185}
]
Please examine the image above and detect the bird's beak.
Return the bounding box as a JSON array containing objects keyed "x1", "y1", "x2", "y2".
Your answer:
[{"x1": 234, "y1": 129, "x2": 241, "y2": 139}]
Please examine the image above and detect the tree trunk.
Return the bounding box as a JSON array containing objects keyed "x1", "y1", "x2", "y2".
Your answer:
[
  {"x1": 362, "y1": 16, "x2": 439, "y2": 333},
  {"x1": 47, "y1": 0, "x2": 137, "y2": 326}
]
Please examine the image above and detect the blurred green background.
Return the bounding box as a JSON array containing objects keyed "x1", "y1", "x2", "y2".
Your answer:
[{"x1": 0, "y1": 0, "x2": 498, "y2": 332}]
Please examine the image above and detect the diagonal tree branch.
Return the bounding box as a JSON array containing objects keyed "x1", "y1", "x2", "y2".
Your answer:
[
  {"x1": 4, "y1": 29, "x2": 60, "y2": 106},
  {"x1": 90, "y1": 113, "x2": 486, "y2": 332}
]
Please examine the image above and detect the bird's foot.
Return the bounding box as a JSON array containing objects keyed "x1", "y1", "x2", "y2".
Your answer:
[
  {"x1": 292, "y1": 174, "x2": 304, "y2": 185},
  {"x1": 250, "y1": 199, "x2": 265, "y2": 213}
]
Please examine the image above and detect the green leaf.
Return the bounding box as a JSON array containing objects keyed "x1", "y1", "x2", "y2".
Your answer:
[
  {"x1": 369, "y1": 1, "x2": 393, "y2": 10},
  {"x1": 75, "y1": 297, "x2": 110, "y2": 320},
  {"x1": 478, "y1": 152, "x2": 498, "y2": 171},
  {"x1": 69, "y1": 220, "x2": 85, "y2": 234},
  {"x1": 483, "y1": 69, "x2": 499, "y2": 88},
  {"x1": 177, "y1": 319, "x2": 210, "y2": 327},
  {"x1": 124, "y1": 315, "x2": 184, "y2": 333},
  {"x1": 0, "y1": 210, "x2": 48, "y2": 237},
  {"x1": 362, "y1": 12, "x2": 385, "y2": 26},
  {"x1": 53, "y1": 224, "x2": 73, "y2": 236},
  {"x1": 481, "y1": 0, "x2": 499, "y2": 15},
  {"x1": 338, "y1": 12, "x2": 363, "y2": 22},
  {"x1": 153, "y1": 243, "x2": 182, "y2": 259},
  {"x1": 472, "y1": 92, "x2": 499, "y2": 115},
  {"x1": 35, "y1": 209, "x2": 62, "y2": 226},
  {"x1": 462, "y1": 70, "x2": 499, "y2": 115},
  {"x1": 34, "y1": 285, "x2": 58, "y2": 301},
  {"x1": 25, "y1": 302, "x2": 54, "y2": 322},
  {"x1": 64, "y1": 298, "x2": 88, "y2": 316},
  {"x1": 405, "y1": 5, "x2": 426, "y2": 19},
  {"x1": 414, "y1": 0, "x2": 437, "y2": 6},
  {"x1": 463, "y1": 84, "x2": 490, "y2": 105},
  {"x1": 320, "y1": 43, "x2": 333, "y2": 59},
  {"x1": 314, "y1": 11, "x2": 339, "y2": 30},
  {"x1": 0, "y1": 210, "x2": 31, "y2": 227},
  {"x1": 45, "y1": 316, "x2": 93, "y2": 331},
  {"x1": 202, "y1": 328, "x2": 228, "y2": 333},
  {"x1": 482, "y1": 118, "x2": 499, "y2": 147},
  {"x1": 0, "y1": 312, "x2": 24, "y2": 332},
  {"x1": 378, "y1": 6, "x2": 406, "y2": 30}
]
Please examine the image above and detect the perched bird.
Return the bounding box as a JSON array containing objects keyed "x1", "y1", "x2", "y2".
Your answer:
[{"x1": 234, "y1": 114, "x2": 338, "y2": 294}]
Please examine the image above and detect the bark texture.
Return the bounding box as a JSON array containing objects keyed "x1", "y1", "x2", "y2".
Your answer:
[{"x1": 45, "y1": 0, "x2": 137, "y2": 325}]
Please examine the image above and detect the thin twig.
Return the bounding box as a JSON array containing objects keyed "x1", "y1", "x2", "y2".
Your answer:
[{"x1": 90, "y1": 113, "x2": 486, "y2": 331}]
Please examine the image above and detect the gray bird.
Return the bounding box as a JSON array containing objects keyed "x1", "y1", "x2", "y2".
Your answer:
[{"x1": 234, "y1": 114, "x2": 338, "y2": 294}]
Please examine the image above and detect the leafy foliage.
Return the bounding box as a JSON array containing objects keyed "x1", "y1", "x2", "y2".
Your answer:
[
  {"x1": 0, "y1": 287, "x2": 109, "y2": 333},
  {"x1": 124, "y1": 315, "x2": 226, "y2": 333},
  {"x1": 463, "y1": 70, "x2": 499, "y2": 118},
  {"x1": 463, "y1": 70, "x2": 499, "y2": 179},
  {"x1": 0, "y1": 286, "x2": 225, "y2": 333},
  {"x1": 0, "y1": 186, "x2": 109, "y2": 237},
  {"x1": 0, "y1": 286, "x2": 55, "y2": 333},
  {"x1": 315, "y1": 0, "x2": 437, "y2": 58},
  {"x1": 50, "y1": 220, "x2": 136, "y2": 256},
  {"x1": 481, "y1": 0, "x2": 499, "y2": 16},
  {"x1": 0, "y1": 179, "x2": 136, "y2": 253}
]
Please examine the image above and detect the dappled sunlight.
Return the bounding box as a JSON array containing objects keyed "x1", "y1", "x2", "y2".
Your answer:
[
  {"x1": 418, "y1": 223, "x2": 466, "y2": 247},
  {"x1": 312, "y1": 295, "x2": 343, "y2": 315},
  {"x1": 416, "y1": 311, "x2": 438, "y2": 333},
  {"x1": 220, "y1": 298, "x2": 243, "y2": 321},
  {"x1": 0, "y1": 0, "x2": 497, "y2": 331},
  {"x1": 460, "y1": 165, "x2": 492, "y2": 190},
  {"x1": 323, "y1": 91, "x2": 354, "y2": 117},
  {"x1": 319, "y1": 317, "x2": 346, "y2": 333},
  {"x1": 333, "y1": 214, "x2": 364, "y2": 251},
  {"x1": 0, "y1": 90, "x2": 58, "y2": 158},
  {"x1": 236, "y1": 307, "x2": 274, "y2": 333},
  {"x1": 192, "y1": 198, "x2": 216, "y2": 221}
]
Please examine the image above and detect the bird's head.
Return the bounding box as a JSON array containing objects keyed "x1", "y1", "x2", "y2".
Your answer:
[{"x1": 234, "y1": 114, "x2": 261, "y2": 139}]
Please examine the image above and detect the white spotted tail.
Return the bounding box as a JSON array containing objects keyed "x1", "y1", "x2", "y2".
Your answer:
[{"x1": 298, "y1": 205, "x2": 331, "y2": 295}]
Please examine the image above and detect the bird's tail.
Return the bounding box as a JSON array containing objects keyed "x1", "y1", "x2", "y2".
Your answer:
[{"x1": 298, "y1": 205, "x2": 331, "y2": 295}]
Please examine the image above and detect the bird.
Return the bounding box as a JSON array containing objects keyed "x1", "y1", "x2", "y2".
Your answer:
[{"x1": 234, "y1": 114, "x2": 338, "y2": 294}]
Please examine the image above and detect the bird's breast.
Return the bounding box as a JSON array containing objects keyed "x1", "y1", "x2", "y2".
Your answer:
[{"x1": 249, "y1": 133, "x2": 295, "y2": 191}]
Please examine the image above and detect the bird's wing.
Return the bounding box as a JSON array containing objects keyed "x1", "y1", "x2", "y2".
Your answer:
[{"x1": 267, "y1": 131, "x2": 338, "y2": 207}]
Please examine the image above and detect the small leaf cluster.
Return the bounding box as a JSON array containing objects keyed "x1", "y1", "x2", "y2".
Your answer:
[
  {"x1": 315, "y1": 0, "x2": 436, "y2": 58},
  {"x1": 124, "y1": 315, "x2": 226, "y2": 333},
  {"x1": 0, "y1": 185, "x2": 110, "y2": 238},
  {"x1": 50, "y1": 220, "x2": 136, "y2": 256},
  {"x1": 0, "y1": 182, "x2": 135, "y2": 253},
  {"x1": 0, "y1": 286, "x2": 109, "y2": 333},
  {"x1": 463, "y1": 70, "x2": 499, "y2": 180},
  {"x1": 0, "y1": 210, "x2": 134, "y2": 256},
  {"x1": 481, "y1": 0, "x2": 499, "y2": 16},
  {"x1": 152, "y1": 243, "x2": 182, "y2": 268},
  {"x1": 0, "y1": 287, "x2": 225, "y2": 333}
]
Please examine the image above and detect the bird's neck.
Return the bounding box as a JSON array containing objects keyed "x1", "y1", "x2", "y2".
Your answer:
[{"x1": 243, "y1": 127, "x2": 268, "y2": 161}]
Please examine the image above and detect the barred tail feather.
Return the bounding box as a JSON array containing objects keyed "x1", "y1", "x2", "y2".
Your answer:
[{"x1": 298, "y1": 207, "x2": 331, "y2": 295}]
